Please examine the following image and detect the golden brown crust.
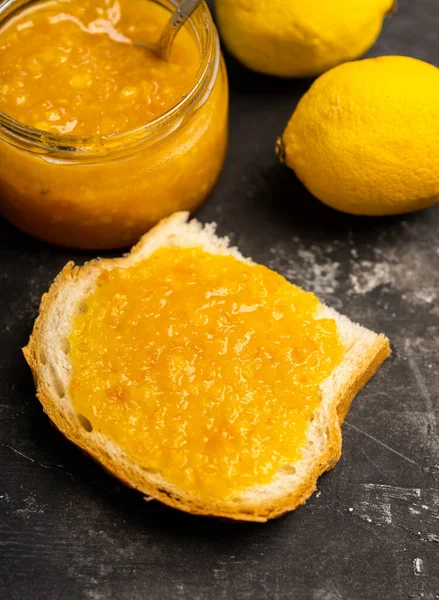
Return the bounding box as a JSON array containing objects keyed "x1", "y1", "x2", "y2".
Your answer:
[{"x1": 23, "y1": 213, "x2": 390, "y2": 522}]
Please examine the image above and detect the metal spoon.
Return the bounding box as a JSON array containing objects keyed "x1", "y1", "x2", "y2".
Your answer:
[{"x1": 134, "y1": 0, "x2": 202, "y2": 61}]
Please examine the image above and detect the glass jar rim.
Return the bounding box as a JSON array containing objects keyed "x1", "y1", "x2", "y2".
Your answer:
[{"x1": 0, "y1": 0, "x2": 220, "y2": 157}]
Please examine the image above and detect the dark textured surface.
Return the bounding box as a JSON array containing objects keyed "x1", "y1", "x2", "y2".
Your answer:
[{"x1": 1, "y1": 1, "x2": 439, "y2": 598}]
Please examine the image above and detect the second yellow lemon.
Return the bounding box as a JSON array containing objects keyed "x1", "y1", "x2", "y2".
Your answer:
[
  {"x1": 215, "y1": 0, "x2": 394, "y2": 78},
  {"x1": 279, "y1": 56, "x2": 439, "y2": 216}
]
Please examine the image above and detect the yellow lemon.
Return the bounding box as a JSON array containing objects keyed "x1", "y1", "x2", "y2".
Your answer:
[
  {"x1": 215, "y1": 0, "x2": 394, "y2": 78},
  {"x1": 279, "y1": 56, "x2": 439, "y2": 216}
]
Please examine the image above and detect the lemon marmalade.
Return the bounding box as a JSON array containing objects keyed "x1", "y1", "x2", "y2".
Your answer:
[
  {"x1": 0, "y1": 0, "x2": 227, "y2": 249},
  {"x1": 69, "y1": 248, "x2": 344, "y2": 500},
  {"x1": 0, "y1": 0, "x2": 200, "y2": 135}
]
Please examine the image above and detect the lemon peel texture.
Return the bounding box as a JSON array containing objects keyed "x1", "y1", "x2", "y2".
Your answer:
[
  {"x1": 215, "y1": 0, "x2": 395, "y2": 78},
  {"x1": 279, "y1": 56, "x2": 439, "y2": 216}
]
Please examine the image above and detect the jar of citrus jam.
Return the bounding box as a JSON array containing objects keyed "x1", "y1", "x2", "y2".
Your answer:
[{"x1": 0, "y1": 0, "x2": 228, "y2": 249}]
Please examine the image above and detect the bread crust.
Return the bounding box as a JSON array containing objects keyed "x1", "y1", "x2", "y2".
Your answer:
[{"x1": 23, "y1": 212, "x2": 390, "y2": 522}]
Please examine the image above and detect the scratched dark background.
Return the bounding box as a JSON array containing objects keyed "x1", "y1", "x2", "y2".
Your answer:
[{"x1": 1, "y1": 1, "x2": 438, "y2": 598}]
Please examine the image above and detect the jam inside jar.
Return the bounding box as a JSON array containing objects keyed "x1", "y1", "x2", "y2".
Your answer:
[{"x1": 0, "y1": 0, "x2": 228, "y2": 249}]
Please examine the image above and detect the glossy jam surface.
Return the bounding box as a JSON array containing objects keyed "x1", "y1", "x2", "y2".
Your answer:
[
  {"x1": 0, "y1": 2, "x2": 227, "y2": 249},
  {"x1": 0, "y1": 0, "x2": 200, "y2": 135},
  {"x1": 69, "y1": 248, "x2": 344, "y2": 500}
]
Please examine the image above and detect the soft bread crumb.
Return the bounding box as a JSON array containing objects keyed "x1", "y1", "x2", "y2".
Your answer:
[{"x1": 23, "y1": 212, "x2": 390, "y2": 521}]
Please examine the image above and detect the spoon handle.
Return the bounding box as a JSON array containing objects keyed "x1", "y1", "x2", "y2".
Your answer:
[{"x1": 157, "y1": 0, "x2": 202, "y2": 60}]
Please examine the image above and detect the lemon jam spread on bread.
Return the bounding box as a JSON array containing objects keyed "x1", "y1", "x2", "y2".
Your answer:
[
  {"x1": 24, "y1": 214, "x2": 390, "y2": 520},
  {"x1": 69, "y1": 246, "x2": 344, "y2": 501}
]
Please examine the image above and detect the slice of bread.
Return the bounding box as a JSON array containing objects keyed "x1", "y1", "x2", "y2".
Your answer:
[{"x1": 23, "y1": 212, "x2": 390, "y2": 522}]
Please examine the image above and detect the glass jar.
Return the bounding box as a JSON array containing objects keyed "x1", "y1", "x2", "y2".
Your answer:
[{"x1": 0, "y1": 0, "x2": 228, "y2": 249}]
